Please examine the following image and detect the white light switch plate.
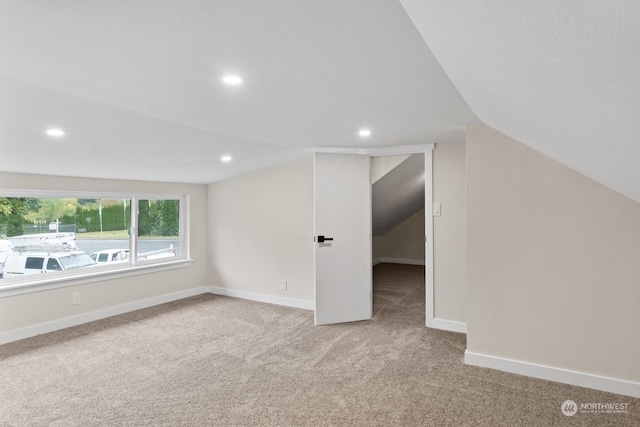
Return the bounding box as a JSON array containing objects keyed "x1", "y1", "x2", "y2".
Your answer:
[{"x1": 433, "y1": 203, "x2": 441, "y2": 216}]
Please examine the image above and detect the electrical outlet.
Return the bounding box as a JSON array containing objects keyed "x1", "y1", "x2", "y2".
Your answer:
[
  {"x1": 280, "y1": 279, "x2": 287, "y2": 290},
  {"x1": 72, "y1": 292, "x2": 81, "y2": 305}
]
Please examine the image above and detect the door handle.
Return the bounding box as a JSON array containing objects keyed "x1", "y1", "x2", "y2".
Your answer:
[{"x1": 316, "y1": 235, "x2": 334, "y2": 243}]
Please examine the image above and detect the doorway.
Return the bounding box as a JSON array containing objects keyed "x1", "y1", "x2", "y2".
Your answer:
[
  {"x1": 313, "y1": 146, "x2": 434, "y2": 327},
  {"x1": 371, "y1": 153, "x2": 426, "y2": 323}
]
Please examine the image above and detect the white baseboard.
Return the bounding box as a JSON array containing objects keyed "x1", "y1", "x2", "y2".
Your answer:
[
  {"x1": 465, "y1": 350, "x2": 640, "y2": 398},
  {"x1": 0, "y1": 285, "x2": 314, "y2": 346},
  {"x1": 428, "y1": 317, "x2": 467, "y2": 333},
  {"x1": 9, "y1": 285, "x2": 636, "y2": 399},
  {"x1": 0, "y1": 287, "x2": 211, "y2": 346},
  {"x1": 209, "y1": 286, "x2": 314, "y2": 311},
  {"x1": 372, "y1": 257, "x2": 425, "y2": 266}
]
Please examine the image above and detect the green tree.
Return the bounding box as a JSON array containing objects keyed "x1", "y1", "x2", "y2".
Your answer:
[
  {"x1": 0, "y1": 198, "x2": 12, "y2": 216},
  {"x1": 24, "y1": 198, "x2": 77, "y2": 224},
  {"x1": 138, "y1": 200, "x2": 151, "y2": 236},
  {"x1": 26, "y1": 198, "x2": 41, "y2": 212},
  {"x1": 149, "y1": 200, "x2": 162, "y2": 236},
  {"x1": 160, "y1": 199, "x2": 179, "y2": 236},
  {"x1": 0, "y1": 198, "x2": 28, "y2": 236}
]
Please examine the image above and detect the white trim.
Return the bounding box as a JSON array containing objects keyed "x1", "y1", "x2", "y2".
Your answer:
[
  {"x1": 366, "y1": 144, "x2": 435, "y2": 156},
  {"x1": 465, "y1": 350, "x2": 640, "y2": 398},
  {"x1": 312, "y1": 144, "x2": 435, "y2": 157},
  {"x1": 0, "y1": 286, "x2": 209, "y2": 345},
  {"x1": 0, "y1": 188, "x2": 186, "y2": 202},
  {"x1": 431, "y1": 318, "x2": 467, "y2": 333},
  {"x1": 0, "y1": 189, "x2": 190, "y2": 295},
  {"x1": 373, "y1": 257, "x2": 425, "y2": 266},
  {"x1": 333, "y1": 145, "x2": 436, "y2": 330},
  {"x1": 182, "y1": 195, "x2": 191, "y2": 260},
  {"x1": 424, "y1": 149, "x2": 436, "y2": 330},
  {"x1": 209, "y1": 286, "x2": 314, "y2": 311},
  {"x1": 0, "y1": 285, "x2": 315, "y2": 346},
  {"x1": 6, "y1": 285, "x2": 636, "y2": 399},
  {"x1": 312, "y1": 152, "x2": 319, "y2": 323},
  {"x1": 0, "y1": 259, "x2": 193, "y2": 298}
]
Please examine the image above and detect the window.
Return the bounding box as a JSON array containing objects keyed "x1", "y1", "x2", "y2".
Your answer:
[
  {"x1": 57, "y1": 252, "x2": 96, "y2": 270},
  {"x1": 25, "y1": 257, "x2": 44, "y2": 270},
  {"x1": 0, "y1": 192, "x2": 188, "y2": 291},
  {"x1": 137, "y1": 199, "x2": 181, "y2": 259},
  {"x1": 46, "y1": 258, "x2": 62, "y2": 271}
]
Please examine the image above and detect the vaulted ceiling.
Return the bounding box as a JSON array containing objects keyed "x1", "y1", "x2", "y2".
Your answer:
[
  {"x1": 0, "y1": 0, "x2": 475, "y2": 184},
  {"x1": 1, "y1": 1, "x2": 637, "y2": 203},
  {"x1": 400, "y1": 0, "x2": 640, "y2": 202}
]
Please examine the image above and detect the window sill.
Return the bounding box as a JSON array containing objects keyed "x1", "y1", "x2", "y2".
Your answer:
[{"x1": 0, "y1": 259, "x2": 194, "y2": 298}]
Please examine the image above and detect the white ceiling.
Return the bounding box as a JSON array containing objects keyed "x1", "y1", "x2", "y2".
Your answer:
[
  {"x1": 3, "y1": 1, "x2": 637, "y2": 204},
  {"x1": 400, "y1": 0, "x2": 640, "y2": 202},
  {"x1": 0, "y1": 0, "x2": 476, "y2": 184}
]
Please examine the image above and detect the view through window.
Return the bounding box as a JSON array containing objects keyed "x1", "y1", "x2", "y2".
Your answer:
[{"x1": 0, "y1": 196, "x2": 182, "y2": 285}]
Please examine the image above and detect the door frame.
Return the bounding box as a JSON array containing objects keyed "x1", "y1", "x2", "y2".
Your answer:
[{"x1": 315, "y1": 144, "x2": 435, "y2": 328}]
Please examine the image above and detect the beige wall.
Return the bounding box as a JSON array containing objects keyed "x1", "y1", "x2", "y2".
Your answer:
[
  {"x1": 207, "y1": 157, "x2": 314, "y2": 302},
  {"x1": 0, "y1": 172, "x2": 208, "y2": 334},
  {"x1": 433, "y1": 142, "x2": 467, "y2": 323},
  {"x1": 373, "y1": 208, "x2": 425, "y2": 262},
  {"x1": 466, "y1": 124, "x2": 640, "y2": 382},
  {"x1": 0, "y1": 148, "x2": 468, "y2": 338}
]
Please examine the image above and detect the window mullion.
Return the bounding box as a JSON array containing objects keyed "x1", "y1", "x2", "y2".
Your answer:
[{"x1": 130, "y1": 196, "x2": 138, "y2": 267}]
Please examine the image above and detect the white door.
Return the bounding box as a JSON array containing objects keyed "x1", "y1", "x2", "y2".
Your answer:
[{"x1": 314, "y1": 152, "x2": 372, "y2": 325}]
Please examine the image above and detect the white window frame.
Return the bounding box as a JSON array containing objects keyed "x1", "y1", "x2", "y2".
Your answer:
[{"x1": 0, "y1": 189, "x2": 192, "y2": 297}]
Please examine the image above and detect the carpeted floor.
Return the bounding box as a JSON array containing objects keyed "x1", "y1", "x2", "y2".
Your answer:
[{"x1": 0, "y1": 263, "x2": 638, "y2": 426}]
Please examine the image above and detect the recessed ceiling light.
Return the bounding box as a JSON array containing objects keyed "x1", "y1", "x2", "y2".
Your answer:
[
  {"x1": 221, "y1": 155, "x2": 232, "y2": 163},
  {"x1": 358, "y1": 129, "x2": 372, "y2": 137},
  {"x1": 222, "y1": 75, "x2": 243, "y2": 85},
  {"x1": 46, "y1": 128, "x2": 66, "y2": 137}
]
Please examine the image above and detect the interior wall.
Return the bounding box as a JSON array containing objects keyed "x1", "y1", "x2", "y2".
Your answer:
[
  {"x1": 371, "y1": 145, "x2": 466, "y2": 329},
  {"x1": 466, "y1": 124, "x2": 640, "y2": 383},
  {"x1": 371, "y1": 154, "x2": 410, "y2": 183},
  {"x1": 0, "y1": 171, "x2": 208, "y2": 334},
  {"x1": 373, "y1": 208, "x2": 425, "y2": 263},
  {"x1": 432, "y1": 141, "x2": 467, "y2": 323},
  {"x1": 207, "y1": 156, "x2": 314, "y2": 303}
]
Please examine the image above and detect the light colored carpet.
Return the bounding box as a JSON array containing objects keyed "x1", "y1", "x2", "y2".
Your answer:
[{"x1": 0, "y1": 263, "x2": 638, "y2": 426}]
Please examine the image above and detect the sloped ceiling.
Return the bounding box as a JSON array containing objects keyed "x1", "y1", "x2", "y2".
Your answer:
[
  {"x1": 400, "y1": 0, "x2": 640, "y2": 202},
  {"x1": 4, "y1": 1, "x2": 635, "y2": 200},
  {"x1": 0, "y1": 0, "x2": 476, "y2": 184},
  {"x1": 372, "y1": 154, "x2": 425, "y2": 236}
]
